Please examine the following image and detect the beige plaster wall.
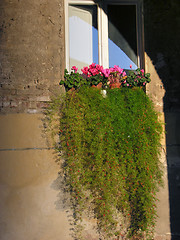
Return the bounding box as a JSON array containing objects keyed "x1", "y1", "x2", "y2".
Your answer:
[
  {"x1": 0, "y1": 114, "x2": 72, "y2": 240},
  {"x1": 145, "y1": 53, "x2": 171, "y2": 240},
  {"x1": 0, "y1": 111, "x2": 171, "y2": 240}
]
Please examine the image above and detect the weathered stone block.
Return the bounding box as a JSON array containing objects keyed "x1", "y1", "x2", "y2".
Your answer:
[{"x1": 0, "y1": 0, "x2": 65, "y2": 113}]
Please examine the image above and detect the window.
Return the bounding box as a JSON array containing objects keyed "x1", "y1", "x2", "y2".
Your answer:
[{"x1": 65, "y1": 0, "x2": 144, "y2": 71}]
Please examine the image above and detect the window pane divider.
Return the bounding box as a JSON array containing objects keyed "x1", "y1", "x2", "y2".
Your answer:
[{"x1": 98, "y1": 4, "x2": 109, "y2": 68}]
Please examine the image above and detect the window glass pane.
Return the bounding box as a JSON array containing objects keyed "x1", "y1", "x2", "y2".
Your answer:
[
  {"x1": 108, "y1": 5, "x2": 138, "y2": 70},
  {"x1": 69, "y1": 5, "x2": 98, "y2": 70}
]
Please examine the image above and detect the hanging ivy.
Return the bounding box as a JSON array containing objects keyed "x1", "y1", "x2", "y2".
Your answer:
[{"x1": 47, "y1": 87, "x2": 163, "y2": 240}]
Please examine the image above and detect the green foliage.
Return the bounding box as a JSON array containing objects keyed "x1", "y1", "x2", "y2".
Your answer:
[
  {"x1": 59, "y1": 69, "x2": 106, "y2": 91},
  {"x1": 88, "y1": 73, "x2": 104, "y2": 86},
  {"x1": 60, "y1": 69, "x2": 89, "y2": 91},
  {"x1": 123, "y1": 68, "x2": 151, "y2": 88},
  {"x1": 48, "y1": 87, "x2": 163, "y2": 239}
]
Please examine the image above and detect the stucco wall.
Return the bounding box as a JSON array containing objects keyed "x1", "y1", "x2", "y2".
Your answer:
[{"x1": 0, "y1": 113, "x2": 73, "y2": 240}]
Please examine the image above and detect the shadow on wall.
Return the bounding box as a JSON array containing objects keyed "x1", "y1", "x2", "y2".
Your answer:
[{"x1": 144, "y1": 0, "x2": 180, "y2": 239}]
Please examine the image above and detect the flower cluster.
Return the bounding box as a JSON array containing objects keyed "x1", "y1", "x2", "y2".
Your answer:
[
  {"x1": 105, "y1": 65, "x2": 127, "y2": 87},
  {"x1": 81, "y1": 63, "x2": 104, "y2": 77},
  {"x1": 102, "y1": 65, "x2": 126, "y2": 79},
  {"x1": 80, "y1": 63, "x2": 127, "y2": 83},
  {"x1": 60, "y1": 63, "x2": 151, "y2": 90},
  {"x1": 122, "y1": 67, "x2": 151, "y2": 87}
]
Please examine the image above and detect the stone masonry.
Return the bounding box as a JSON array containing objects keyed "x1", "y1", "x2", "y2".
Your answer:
[{"x1": 0, "y1": 0, "x2": 65, "y2": 113}]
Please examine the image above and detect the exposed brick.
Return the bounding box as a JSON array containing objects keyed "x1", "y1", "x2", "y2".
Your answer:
[
  {"x1": 36, "y1": 102, "x2": 49, "y2": 109},
  {"x1": 10, "y1": 101, "x2": 18, "y2": 108},
  {"x1": 31, "y1": 96, "x2": 51, "y2": 102},
  {"x1": 3, "y1": 101, "x2": 10, "y2": 107},
  {"x1": 27, "y1": 109, "x2": 38, "y2": 114}
]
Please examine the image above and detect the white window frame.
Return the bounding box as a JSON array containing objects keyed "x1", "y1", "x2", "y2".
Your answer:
[{"x1": 65, "y1": 0, "x2": 144, "y2": 70}]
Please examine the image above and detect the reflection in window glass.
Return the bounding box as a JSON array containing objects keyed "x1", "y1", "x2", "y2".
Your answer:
[
  {"x1": 69, "y1": 5, "x2": 98, "y2": 70},
  {"x1": 108, "y1": 5, "x2": 138, "y2": 70}
]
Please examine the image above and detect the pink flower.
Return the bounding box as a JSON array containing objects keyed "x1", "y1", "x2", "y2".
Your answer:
[
  {"x1": 89, "y1": 63, "x2": 96, "y2": 69},
  {"x1": 119, "y1": 69, "x2": 123, "y2": 75},
  {"x1": 109, "y1": 67, "x2": 114, "y2": 73},
  {"x1": 71, "y1": 66, "x2": 78, "y2": 73},
  {"x1": 102, "y1": 68, "x2": 110, "y2": 78},
  {"x1": 130, "y1": 65, "x2": 132, "y2": 69},
  {"x1": 122, "y1": 71, "x2": 126, "y2": 77},
  {"x1": 127, "y1": 83, "x2": 129, "y2": 86},
  {"x1": 143, "y1": 82, "x2": 146, "y2": 85},
  {"x1": 140, "y1": 69, "x2": 144, "y2": 74},
  {"x1": 81, "y1": 66, "x2": 88, "y2": 75},
  {"x1": 90, "y1": 68, "x2": 99, "y2": 76},
  {"x1": 96, "y1": 64, "x2": 103, "y2": 72},
  {"x1": 113, "y1": 65, "x2": 119, "y2": 71},
  {"x1": 114, "y1": 65, "x2": 124, "y2": 75}
]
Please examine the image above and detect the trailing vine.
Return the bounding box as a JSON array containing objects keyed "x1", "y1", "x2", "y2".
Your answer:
[{"x1": 47, "y1": 86, "x2": 163, "y2": 239}]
